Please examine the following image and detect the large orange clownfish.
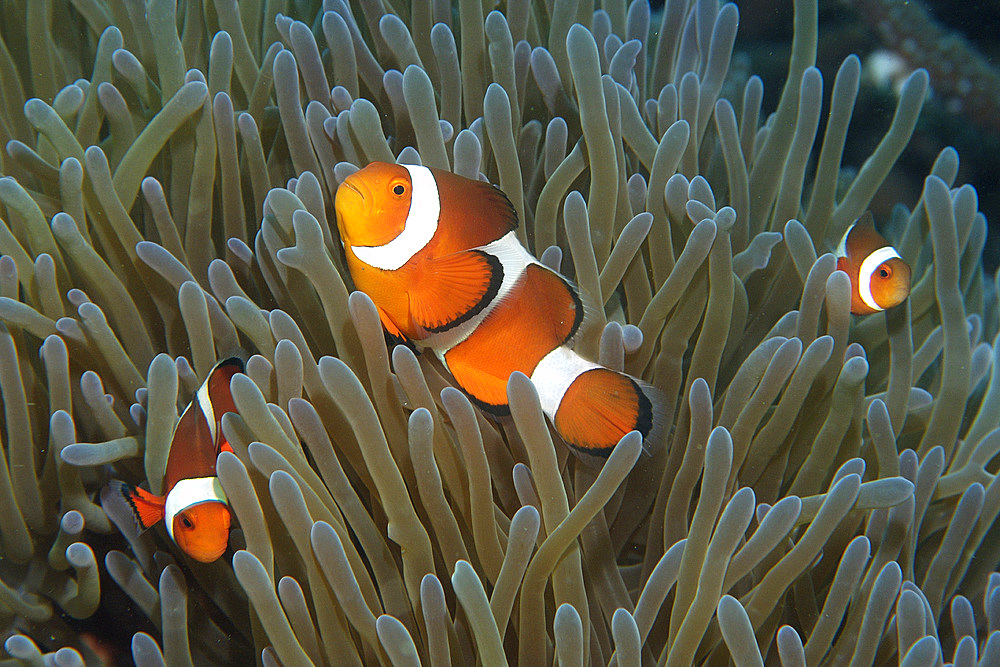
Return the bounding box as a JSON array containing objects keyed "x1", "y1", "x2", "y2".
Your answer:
[
  {"x1": 834, "y1": 212, "x2": 912, "y2": 315},
  {"x1": 335, "y1": 162, "x2": 660, "y2": 456},
  {"x1": 103, "y1": 358, "x2": 243, "y2": 562}
]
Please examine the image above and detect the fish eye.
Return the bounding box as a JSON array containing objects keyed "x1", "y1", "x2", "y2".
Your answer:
[
  {"x1": 878, "y1": 266, "x2": 891, "y2": 279},
  {"x1": 181, "y1": 516, "x2": 194, "y2": 529},
  {"x1": 392, "y1": 183, "x2": 406, "y2": 196}
]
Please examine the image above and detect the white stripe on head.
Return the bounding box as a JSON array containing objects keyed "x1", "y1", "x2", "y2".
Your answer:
[
  {"x1": 529, "y1": 346, "x2": 601, "y2": 419},
  {"x1": 857, "y1": 246, "x2": 901, "y2": 312},
  {"x1": 195, "y1": 377, "x2": 217, "y2": 447},
  {"x1": 352, "y1": 164, "x2": 440, "y2": 270},
  {"x1": 164, "y1": 476, "x2": 228, "y2": 539}
]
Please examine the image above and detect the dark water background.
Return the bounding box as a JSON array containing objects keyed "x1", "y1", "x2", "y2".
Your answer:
[{"x1": 728, "y1": 0, "x2": 1000, "y2": 272}]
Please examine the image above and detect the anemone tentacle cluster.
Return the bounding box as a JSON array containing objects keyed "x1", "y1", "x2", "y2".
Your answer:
[{"x1": 0, "y1": 0, "x2": 996, "y2": 664}]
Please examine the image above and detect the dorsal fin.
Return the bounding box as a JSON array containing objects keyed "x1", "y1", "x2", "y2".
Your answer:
[
  {"x1": 843, "y1": 211, "x2": 891, "y2": 259},
  {"x1": 430, "y1": 168, "x2": 518, "y2": 252},
  {"x1": 163, "y1": 358, "x2": 243, "y2": 490}
]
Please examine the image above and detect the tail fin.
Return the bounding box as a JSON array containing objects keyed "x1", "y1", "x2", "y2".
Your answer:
[
  {"x1": 543, "y1": 361, "x2": 663, "y2": 457},
  {"x1": 101, "y1": 480, "x2": 165, "y2": 534}
]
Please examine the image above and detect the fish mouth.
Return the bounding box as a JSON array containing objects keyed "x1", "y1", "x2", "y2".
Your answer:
[
  {"x1": 336, "y1": 178, "x2": 367, "y2": 247},
  {"x1": 341, "y1": 179, "x2": 364, "y2": 201}
]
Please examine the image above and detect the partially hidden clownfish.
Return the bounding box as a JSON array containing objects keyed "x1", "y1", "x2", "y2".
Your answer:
[
  {"x1": 834, "y1": 212, "x2": 912, "y2": 315},
  {"x1": 103, "y1": 358, "x2": 243, "y2": 562},
  {"x1": 335, "y1": 162, "x2": 661, "y2": 456}
]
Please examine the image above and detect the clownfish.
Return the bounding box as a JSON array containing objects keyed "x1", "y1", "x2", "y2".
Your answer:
[
  {"x1": 104, "y1": 358, "x2": 243, "y2": 562},
  {"x1": 834, "y1": 212, "x2": 912, "y2": 315},
  {"x1": 335, "y1": 162, "x2": 660, "y2": 455}
]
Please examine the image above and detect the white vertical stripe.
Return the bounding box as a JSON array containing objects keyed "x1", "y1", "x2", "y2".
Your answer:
[
  {"x1": 835, "y1": 224, "x2": 854, "y2": 258},
  {"x1": 431, "y1": 231, "x2": 537, "y2": 356},
  {"x1": 195, "y1": 379, "x2": 216, "y2": 448},
  {"x1": 164, "y1": 477, "x2": 228, "y2": 539},
  {"x1": 529, "y1": 346, "x2": 601, "y2": 419},
  {"x1": 857, "y1": 246, "x2": 901, "y2": 312},
  {"x1": 352, "y1": 164, "x2": 440, "y2": 270}
]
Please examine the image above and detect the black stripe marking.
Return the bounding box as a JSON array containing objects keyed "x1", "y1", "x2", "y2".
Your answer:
[
  {"x1": 629, "y1": 377, "x2": 654, "y2": 439},
  {"x1": 461, "y1": 389, "x2": 512, "y2": 417},
  {"x1": 560, "y1": 275, "x2": 585, "y2": 344},
  {"x1": 566, "y1": 441, "x2": 614, "y2": 458},
  {"x1": 384, "y1": 328, "x2": 416, "y2": 352},
  {"x1": 119, "y1": 483, "x2": 152, "y2": 531},
  {"x1": 493, "y1": 187, "x2": 519, "y2": 231}
]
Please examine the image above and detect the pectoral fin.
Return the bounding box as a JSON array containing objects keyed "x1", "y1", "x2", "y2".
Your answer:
[{"x1": 408, "y1": 250, "x2": 502, "y2": 333}]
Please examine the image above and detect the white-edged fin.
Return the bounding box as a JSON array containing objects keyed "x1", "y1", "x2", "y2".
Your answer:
[
  {"x1": 529, "y1": 346, "x2": 601, "y2": 419},
  {"x1": 164, "y1": 477, "x2": 228, "y2": 539},
  {"x1": 352, "y1": 164, "x2": 440, "y2": 270},
  {"x1": 857, "y1": 246, "x2": 900, "y2": 312}
]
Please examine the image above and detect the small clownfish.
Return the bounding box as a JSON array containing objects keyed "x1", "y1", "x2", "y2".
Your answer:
[
  {"x1": 335, "y1": 162, "x2": 661, "y2": 456},
  {"x1": 834, "y1": 212, "x2": 912, "y2": 315},
  {"x1": 104, "y1": 358, "x2": 243, "y2": 563}
]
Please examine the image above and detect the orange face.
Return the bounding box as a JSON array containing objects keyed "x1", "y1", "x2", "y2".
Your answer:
[
  {"x1": 868, "y1": 256, "x2": 911, "y2": 310},
  {"x1": 335, "y1": 162, "x2": 414, "y2": 249},
  {"x1": 171, "y1": 501, "x2": 231, "y2": 563}
]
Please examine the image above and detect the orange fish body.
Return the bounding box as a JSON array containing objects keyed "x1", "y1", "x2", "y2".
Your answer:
[
  {"x1": 834, "y1": 212, "x2": 912, "y2": 315},
  {"x1": 108, "y1": 358, "x2": 243, "y2": 562},
  {"x1": 336, "y1": 162, "x2": 659, "y2": 455}
]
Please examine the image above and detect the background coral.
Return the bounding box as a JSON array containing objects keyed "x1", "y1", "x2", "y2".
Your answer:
[{"x1": 0, "y1": 0, "x2": 996, "y2": 664}]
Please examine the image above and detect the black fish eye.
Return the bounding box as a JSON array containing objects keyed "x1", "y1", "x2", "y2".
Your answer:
[
  {"x1": 879, "y1": 266, "x2": 890, "y2": 279},
  {"x1": 392, "y1": 184, "x2": 405, "y2": 196},
  {"x1": 181, "y1": 516, "x2": 193, "y2": 529}
]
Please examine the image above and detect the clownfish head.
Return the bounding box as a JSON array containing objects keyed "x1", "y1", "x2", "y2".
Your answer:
[
  {"x1": 171, "y1": 501, "x2": 231, "y2": 563},
  {"x1": 836, "y1": 212, "x2": 913, "y2": 315},
  {"x1": 335, "y1": 162, "x2": 414, "y2": 250},
  {"x1": 865, "y1": 254, "x2": 911, "y2": 311}
]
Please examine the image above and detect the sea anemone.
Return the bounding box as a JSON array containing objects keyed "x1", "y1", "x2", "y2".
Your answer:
[{"x1": 0, "y1": 0, "x2": 996, "y2": 664}]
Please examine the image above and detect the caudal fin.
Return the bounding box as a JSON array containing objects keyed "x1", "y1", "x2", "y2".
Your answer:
[
  {"x1": 101, "y1": 480, "x2": 165, "y2": 534},
  {"x1": 552, "y1": 366, "x2": 662, "y2": 457}
]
